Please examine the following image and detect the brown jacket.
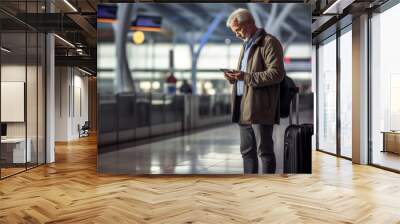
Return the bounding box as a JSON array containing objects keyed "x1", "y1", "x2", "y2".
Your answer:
[{"x1": 230, "y1": 30, "x2": 285, "y2": 125}]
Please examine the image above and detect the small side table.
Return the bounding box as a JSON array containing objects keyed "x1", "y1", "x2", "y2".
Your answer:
[{"x1": 381, "y1": 131, "x2": 400, "y2": 154}]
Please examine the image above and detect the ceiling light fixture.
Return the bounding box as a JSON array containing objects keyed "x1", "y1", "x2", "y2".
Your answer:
[
  {"x1": 63, "y1": 0, "x2": 78, "y2": 12},
  {"x1": 54, "y1": 34, "x2": 75, "y2": 48},
  {"x1": 1, "y1": 47, "x2": 11, "y2": 53},
  {"x1": 323, "y1": 0, "x2": 354, "y2": 15},
  {"x1": 323, "y1": 0, "x2": 341, "y2": 14},
  {"x1": 78, "y1": 67, "x2": 93, "y2": 76},
  {"x1": 132, "y1": 31, "x2": 145, "y2": 44}
]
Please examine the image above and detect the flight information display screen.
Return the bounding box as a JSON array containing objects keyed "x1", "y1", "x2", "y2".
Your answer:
[
  {"x1": 97, "y1": 4, "x2": 117, "y2": 21},
  {"x1": 98, "y1": 5, "x2": 162, "y2": 31}
]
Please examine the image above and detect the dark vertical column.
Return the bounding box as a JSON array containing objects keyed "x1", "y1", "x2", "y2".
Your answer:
[
  {"x1": 25, "y1": 0, "x2": 28, "y2": 171},
  {"x1": 36, "y1": 0, "x2": 39, "y2": 167},
  {"x1": 315, "y1": 44, "x2": 319, "y2": 150},
  {"x1": 367, "y1": 12, "x2": 373, "y2": 165},
  {"x1": 336, "y1": 28, "x2": 341, "y2": 157}
]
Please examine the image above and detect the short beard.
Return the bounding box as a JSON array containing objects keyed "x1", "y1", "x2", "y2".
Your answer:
[{"x1": 242, "y1": 35, "x2": 250, "y2": 42}]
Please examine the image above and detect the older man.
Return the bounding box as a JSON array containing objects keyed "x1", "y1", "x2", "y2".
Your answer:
[{"x1": 224, "y1": 8, "x2": 285, "y2": 174}]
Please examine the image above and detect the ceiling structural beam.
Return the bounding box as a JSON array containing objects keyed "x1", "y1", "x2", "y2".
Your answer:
[
  {"x1": 52, "y1": 3, "x2": 79, "y2": 14},
  {"x1": 140, "y1": 4, "x2": 187, "y2": 41},
  {"x1": 209, "y1": 3, "x2": 237, "y2": 39},
  {"x1": 285, "y1": 14, "x2": 311, "y2": 41},
  {"x1": 248, "y1": 4, "x2": 296, "y2": 38},
  {"x1": 197, "y1": 10, "x2": 226, "y2": 54},
  {"x1": 54, "y1": 34, "x2": 75, "y2": 48},
  {"x1": 190, "y1": 9, "x2": 226, "y2": 95},
  {"x1": 141, "y1": 4, "x2": 238, "y2": 44},
  {"x1": 311, "y1": 0, "x2": 355, "y2": 35},
  {"x1": 323, "y1": 0, "x2": 356, "y2": 15},
  {"x1": 247, "y1": 3, "x2": 263, "y2": 28},
  {"x1": 77, "y1": 67, "x2": 94, "y2": 76},
  {"x1": 67, "y1": 14, "x2": 97, "y2": 39},
  {"x1": 146, "y1": 5, "x2": 192, "y2": 31},
  {"x1": 266, "y1": 4, "x2": 278, "y2": 30},
  {"x1": 52, "y1": 0, "x2": 96, "y2": 46},
  {"x1": 55, "y1": 56, "x2": 95, "y2": 68},
  {"x1": 178, "y1": 4, "x2": 231, "y2": 39},
  {"x1": 1, "y1": 47, "x2": 11, "y2": 53},
  {"x1": 115, "y1": 3, "x2": 136, "y2": 93},
  {"x1": 288, "y1": 14, "x2": 311, "y2": 29},
  {"x1": 86, "y1": 0, "x2": 97, "y2": 12},
  {"x1": 270, "y1": 4, "x2": 295, "y2": 37},
  {"x1": 171, "y1": 4, "x2": 208, "y2": 31},
  {"x1": 0, "y1": 8, "x2": 37, "y2": 32},
  {"x1": 252, "y1": 4, "x2": 298, "y2": 46},
  {"x1": 311, "y1": 15, "x2": 334, "y2": 33},
  {"x1": 63, "y1": 0, "x2": 78, "y2": 12},
  {"x1": 4, "y1": 13, "x2": 87, "y2": 32}
]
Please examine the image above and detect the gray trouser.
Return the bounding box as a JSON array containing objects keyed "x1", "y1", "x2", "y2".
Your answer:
[{"x1": 239, "y1": 124, "x2": 276, "y2": 174}]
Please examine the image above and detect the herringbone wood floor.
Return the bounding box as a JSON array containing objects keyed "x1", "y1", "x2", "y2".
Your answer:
[{"x1": 1, "y1": 135, "x2": 400, "y2": 223}]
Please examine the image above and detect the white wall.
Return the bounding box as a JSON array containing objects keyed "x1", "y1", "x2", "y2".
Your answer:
[
  {"x1": 1, "y1": 65, "x2": 32, "y2": 138},
  {"x1": 55, "y1": 67, "x2": 69, "y2": 141},
  {"x1": 71, "y1": 73, "x2": 89, "y2": 138},
  {"x1": 55, "y1": 67, "x2": 89, "y2": 141}
]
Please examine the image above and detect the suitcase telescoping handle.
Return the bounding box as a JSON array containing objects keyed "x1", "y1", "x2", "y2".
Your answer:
[{"x1": 289, "y1": 92, "x2": 299, "y2": 126}]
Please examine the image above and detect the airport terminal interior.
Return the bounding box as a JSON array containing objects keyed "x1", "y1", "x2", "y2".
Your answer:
[{"x1": 1, "y1": 0, "x2": 400, "y2": 222}]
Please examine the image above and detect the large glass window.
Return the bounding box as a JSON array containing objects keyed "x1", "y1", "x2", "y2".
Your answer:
[
  {"x1": 317, "y1": 36, "x2": 337, "y2": 154},
  {"x1": 1, "y1": 30, "x2": 28, "y2": 177},
  {"x1": 371, "y1": 3, "x2": 400, "y2": 171},
  {"x1": 0, "y1": 0, "x2": 46, "y2": 179},
  {"x1": 339, "y1": 28, "x2": 352, "y2": 158}
]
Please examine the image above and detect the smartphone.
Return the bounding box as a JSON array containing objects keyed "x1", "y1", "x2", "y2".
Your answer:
[{"x1": 219, "y1": 68, "x2": 237, "y2": 73}]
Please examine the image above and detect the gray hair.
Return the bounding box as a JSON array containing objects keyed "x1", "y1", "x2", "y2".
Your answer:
[{"x1": 226, "y1": 8, "x2": 254, "y2": 27}]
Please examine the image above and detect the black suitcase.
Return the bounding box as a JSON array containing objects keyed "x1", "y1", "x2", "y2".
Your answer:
[{"x1": 283, "y1": 94, "x2": 313, "y2": 174}]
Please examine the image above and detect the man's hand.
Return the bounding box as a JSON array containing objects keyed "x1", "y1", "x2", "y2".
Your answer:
[
  {"x1": 224, "y1": 72, "x2": 235, "y2": 82},
  {"x1": 227, "y1": 71, "x2": 244, "y2": 80}
]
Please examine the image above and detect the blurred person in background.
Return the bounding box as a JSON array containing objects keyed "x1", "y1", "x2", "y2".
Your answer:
[
  {"x1": 179, "y1": 79, "x2": 192, "y2": 94},
  {"x1": 223, "y1": 8, "x2": 285, "y2": 174},
  {"x1": 165, "y1": 72, "x2": 177, "y2": 94}
]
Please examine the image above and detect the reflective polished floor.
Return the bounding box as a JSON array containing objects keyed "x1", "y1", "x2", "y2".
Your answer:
[
  {"x1": 98, "y1": 125, "x2": 243, "y2": 174},
  {"x1": 98, "y1": 124, "x2": 292, "y2": 175},
  {"x1": 372, "y1": 150, "x2": 400, "y2": 171}
]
